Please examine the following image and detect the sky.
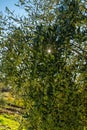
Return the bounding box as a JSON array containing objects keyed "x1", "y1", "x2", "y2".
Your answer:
[{"x1": 0, "y1": 0, "x2": 25, "y2": 16}]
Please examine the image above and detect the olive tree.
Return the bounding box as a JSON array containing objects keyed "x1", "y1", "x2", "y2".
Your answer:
[{"x1": 1, "y1": 0, "x2": 87, "y2": 129}]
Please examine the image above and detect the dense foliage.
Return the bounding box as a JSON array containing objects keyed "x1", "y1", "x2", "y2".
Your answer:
[{"x1": 0, "y1": 0, "x2": 87, "y2": 130}]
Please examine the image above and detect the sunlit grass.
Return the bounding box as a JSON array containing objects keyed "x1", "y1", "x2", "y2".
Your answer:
[
  {"x1": 0, "y1": 83, "x2": 25, "y2": 130},
  {"x1": 0, "y1": 114, "x2": 20, "y2": 130}
]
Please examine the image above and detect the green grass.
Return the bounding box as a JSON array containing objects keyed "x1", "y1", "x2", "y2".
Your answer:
[
  {"x1": 0, "y1": 114, "x2": 20, "y2": 130},
  {"x1": 0, "y1": 84, "x2": 25, "y2": 130}
]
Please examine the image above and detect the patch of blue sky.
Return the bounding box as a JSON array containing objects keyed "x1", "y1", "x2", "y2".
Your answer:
[{"x1": 0, "y1": 0, "x2": 26, "y2": 16}]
